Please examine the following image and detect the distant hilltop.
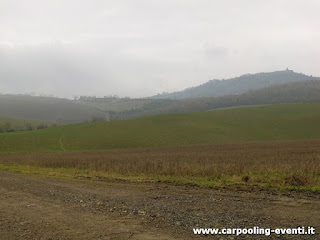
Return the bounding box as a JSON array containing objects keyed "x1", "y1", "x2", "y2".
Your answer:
[{"x1": 151, "y1": 70, "x2": 318, "y2": 99}]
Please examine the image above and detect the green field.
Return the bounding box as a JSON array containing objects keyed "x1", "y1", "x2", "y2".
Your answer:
[{"x1": 1, "y1": 102, "x2": 320, "y2": 153}]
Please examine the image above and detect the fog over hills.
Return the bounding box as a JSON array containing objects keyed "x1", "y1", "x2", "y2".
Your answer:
[
  {"x1": 152, "y1": 70, "x2": 318, "y2": 99},
  {"x1": 0, "y1": 95, "x2": 106, "y2": 124},
  {"x1": 1, "y1": 70, "x2": 319, "y2": 123}
]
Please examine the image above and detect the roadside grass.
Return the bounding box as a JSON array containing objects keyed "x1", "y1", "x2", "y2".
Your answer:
[
  {"x1": 1, "y1": 139, "x2": 320, "y2": 192},
  {"x1": 1, "y1": 102, "x2": 320, "y2": 152}
]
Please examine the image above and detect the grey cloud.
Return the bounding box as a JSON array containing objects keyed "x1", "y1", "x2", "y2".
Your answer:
[
  {"x1": 203, "y1": 43, "x2": 230, "y2": 59},
  {"x1": 0, "y1": 0, "x2": 319, "y2": 98}
]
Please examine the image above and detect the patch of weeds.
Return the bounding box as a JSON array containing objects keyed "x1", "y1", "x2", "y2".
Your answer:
[
  {"x1": 284, "y1": 173, "x2": 309, "y2": 186},
  {"x1": 2, "y1": 163, "x2": 320, "y2": 193},
  {"x1": 242, "y1": 175, "x2": 250, "y2": 182}
]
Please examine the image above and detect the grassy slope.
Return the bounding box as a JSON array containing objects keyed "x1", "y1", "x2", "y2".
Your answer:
[{"x1": 1, "y1": 102, "x2": 320, "y2": 152}]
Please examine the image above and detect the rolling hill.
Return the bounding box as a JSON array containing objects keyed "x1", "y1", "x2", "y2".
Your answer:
[
  {"x1": 4, "y1": 70, "x2": 316, "y2": 123},
  {"x1": 0, "y1": 94, "x2": 106, "y2": 124},
  {"x1": 111, "y1": 80, "x2": 320, "y2": 120},
  {"x1": 1, "y1": 102, "x2": 320, "y2": 152},
  {"x1": 152, "y1": 69, "x2": 318, "y2": 99}
]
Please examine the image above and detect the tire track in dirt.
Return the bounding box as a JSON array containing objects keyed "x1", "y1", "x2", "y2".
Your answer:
[{"x1": 1, "y1": 170, "x2": 320, "y2": 239}]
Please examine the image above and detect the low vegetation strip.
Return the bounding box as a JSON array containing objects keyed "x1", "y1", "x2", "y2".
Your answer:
[
  {"x1": 0, "y1": 115, "x2": 55, "y2": 133},
  {"x1": 1, "y1": 140, "x2": 320, "y2": 191},
  {"x1": 1, "y1": 103, "x2": 320, "y2": 153}
]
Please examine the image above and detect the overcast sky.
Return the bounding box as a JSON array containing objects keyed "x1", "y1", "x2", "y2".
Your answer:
[{"x1": 1, "y1": 0, "x2": 319, "y2": 98}]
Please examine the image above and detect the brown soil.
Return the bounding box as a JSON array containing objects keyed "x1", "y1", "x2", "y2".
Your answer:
[{"x1": 1, "y1": 170, "x2": 320, "y2": 239}]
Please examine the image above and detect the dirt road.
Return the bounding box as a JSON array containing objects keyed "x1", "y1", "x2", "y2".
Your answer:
[{"x1": 1, "y1": 170, "x2": 320, "y2": 239}]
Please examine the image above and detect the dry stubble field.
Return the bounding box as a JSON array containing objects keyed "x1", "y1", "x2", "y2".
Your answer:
[
  {"x1": 1, "y1": 139, "x2": 320, "y2": 191},
  {"x1": 1, "y1": 139, "x2": 320, "y2": 239}
]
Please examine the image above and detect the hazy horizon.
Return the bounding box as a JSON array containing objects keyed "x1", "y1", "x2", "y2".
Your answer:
[{"x1": 1, "y1": 0, "x2": 319, "y2": 98}]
